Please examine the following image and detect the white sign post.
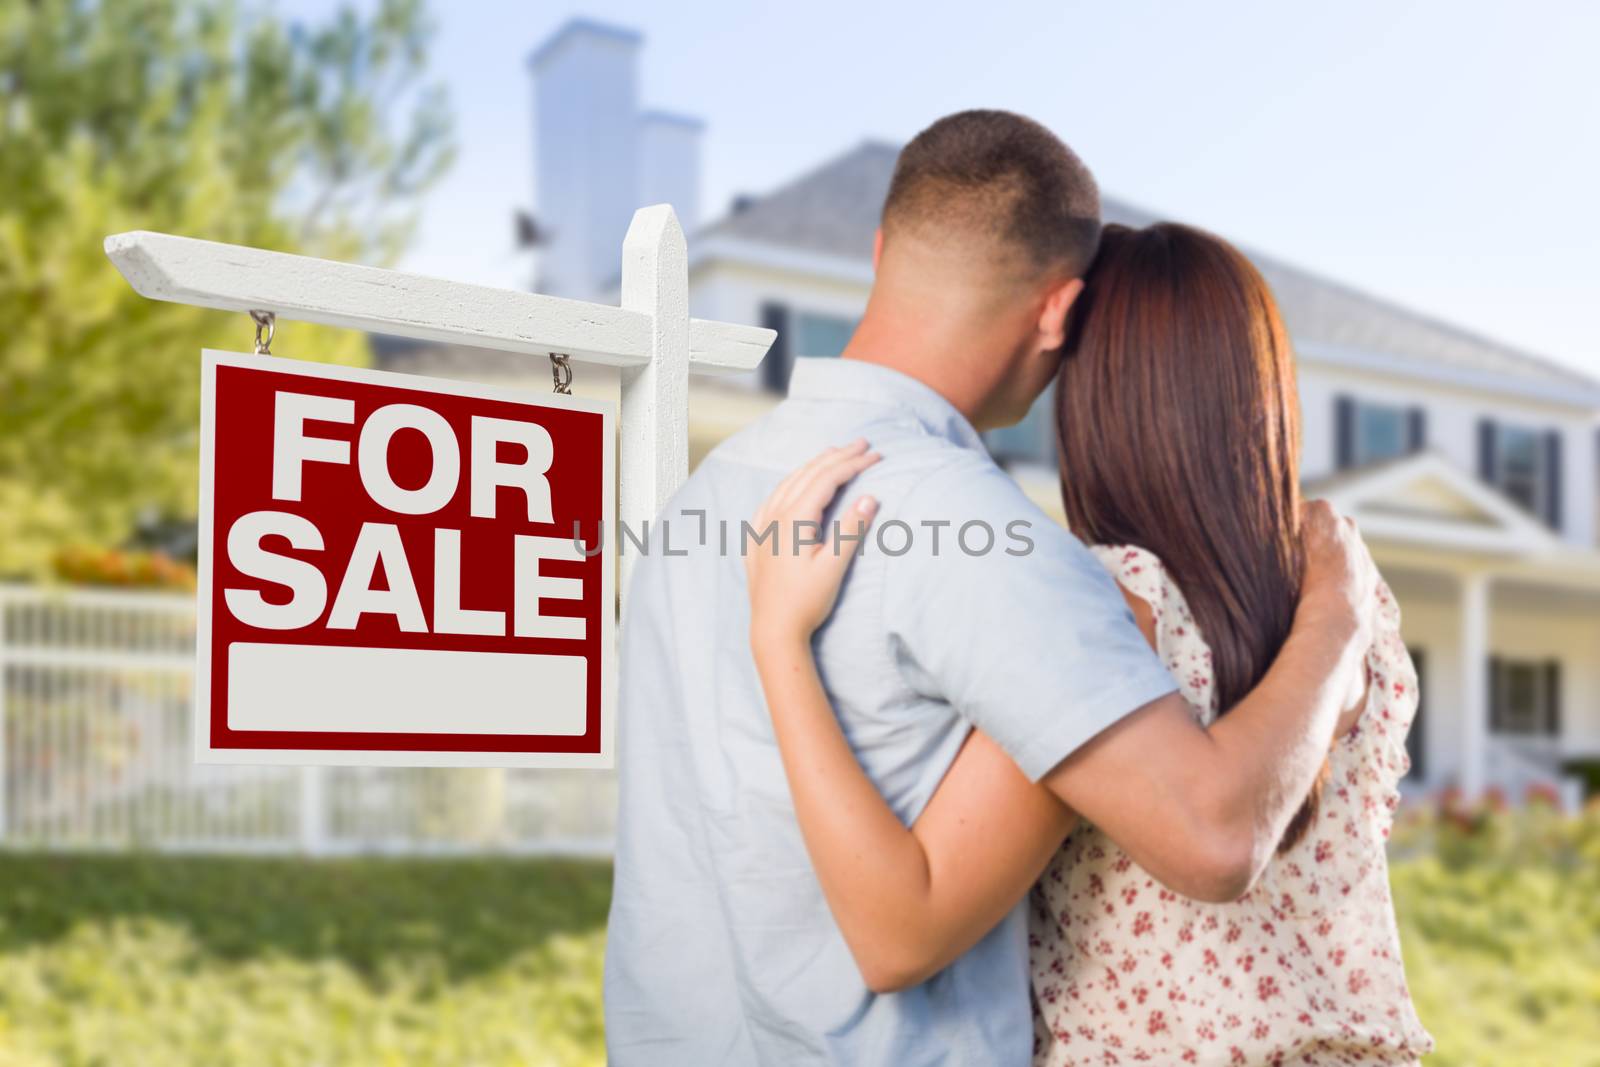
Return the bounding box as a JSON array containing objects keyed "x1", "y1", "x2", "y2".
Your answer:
[{"x1": 105, "y1": 205, "x2": 775, "y2": 768}]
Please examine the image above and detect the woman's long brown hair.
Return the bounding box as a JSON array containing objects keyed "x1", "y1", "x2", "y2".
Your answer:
[{"x1": 1056, "y1": 222, "x2": 1323, "y2": 853}]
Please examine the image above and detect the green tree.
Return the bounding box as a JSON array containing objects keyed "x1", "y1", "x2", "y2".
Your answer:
[{"x1": 0, "y1": 0, "x2": 454, "y2": 577}]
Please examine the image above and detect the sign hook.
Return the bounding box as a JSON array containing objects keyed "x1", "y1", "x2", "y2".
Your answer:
[
  {"x1": 550, "y1": 352, "x2": 573, "y2": 394},
  {"x1": 249, "y1": 309, "x2": 276, "y2": 355}
]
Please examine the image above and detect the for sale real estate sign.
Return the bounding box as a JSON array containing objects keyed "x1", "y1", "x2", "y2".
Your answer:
[{"x1": 196, "y1": 350, "x2": 614, "y2": 767}]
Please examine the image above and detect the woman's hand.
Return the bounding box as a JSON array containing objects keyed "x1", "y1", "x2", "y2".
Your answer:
[{"x1": 745, "y1": 439, "x2": 880, "y2": 648}]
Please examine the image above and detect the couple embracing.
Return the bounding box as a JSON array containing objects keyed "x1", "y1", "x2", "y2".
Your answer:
[{"x1": 604, "y1": 110, "x2": 1432, "y2": 1066}]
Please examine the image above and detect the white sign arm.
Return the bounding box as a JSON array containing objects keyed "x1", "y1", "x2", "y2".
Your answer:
[{"x1": 105, "y1": 205, "x2": 776, "y2": 603}]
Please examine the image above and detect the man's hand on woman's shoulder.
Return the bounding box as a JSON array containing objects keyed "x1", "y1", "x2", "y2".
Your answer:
[
  {"x1": 1298, "y1": 499, "x2": 1379, "y2": 738},
  {"x1": 1298, "y1": 499, "x2": 1378, "y2": 650}
]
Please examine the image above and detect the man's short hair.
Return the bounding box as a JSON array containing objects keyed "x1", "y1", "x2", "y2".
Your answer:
[{"x1": 883, "y1": 110, "x2": 1101, "y2": 280}]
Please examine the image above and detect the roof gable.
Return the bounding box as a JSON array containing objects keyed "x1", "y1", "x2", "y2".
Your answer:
[{"x1": 1310, "y1": 452, "x2": 1561, "y2": 556}]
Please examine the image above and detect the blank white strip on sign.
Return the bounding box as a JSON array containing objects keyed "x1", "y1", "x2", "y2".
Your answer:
[{"x1": 227, "y1": 643, "x2": 588, "y2": 736}]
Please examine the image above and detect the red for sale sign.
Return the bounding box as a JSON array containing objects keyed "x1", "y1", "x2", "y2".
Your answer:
[{"x1": 196, "y1": 350, "x2": 614, "y2": 767}]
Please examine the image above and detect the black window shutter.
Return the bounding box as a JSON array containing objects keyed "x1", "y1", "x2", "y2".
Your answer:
[
  {"x1": 760, "y1": 303, "x2": 791, "y2": 393},
  {"x1": 1405, "y1": 647, "x2": 1426, "y2": 780},
  {"x1": 1487, "y1": 656, "x2": 1504, "y2": 732},
  {"x1": 1335, "y1": 395, "x2": 1356, "y2": 469},
  {"x1": 1477, "y1": 419, "x2": 1499, "y2": 484},
  {"x1": 1407, "y1": 407, "x2": 1427, "y2": 453},
  {"x1": 1544, "y1": 430, "x2": 1563, "y2": 531},
  {"x1": 1544, "y1": 660, "x2": 1562, "y2": 737}
]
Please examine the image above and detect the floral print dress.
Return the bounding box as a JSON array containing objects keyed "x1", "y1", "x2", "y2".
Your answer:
[{"x1": 1029, "y1": 545, "x2": 1434, "y2": 1066}]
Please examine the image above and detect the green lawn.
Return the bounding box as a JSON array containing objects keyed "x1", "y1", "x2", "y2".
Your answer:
[
  {"x1": 0, "y1": 854, "x2": 612, "y2": 1066},
  {"x1": 0, "y1": 804, "x2": 1595, "y2": 1066}
]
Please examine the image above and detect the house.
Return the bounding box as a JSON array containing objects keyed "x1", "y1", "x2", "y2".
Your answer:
[{"x1": 383, "y1": 18, "x2": 1600, "y2": 804}]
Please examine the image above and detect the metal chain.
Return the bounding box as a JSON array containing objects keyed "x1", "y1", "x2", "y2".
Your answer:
[
  {"x1": 249, "y1": 309, "x2": 276, "y2": 355},
  {"x1": 550, "y1": 352, "x2": 573, "y2": 394}
]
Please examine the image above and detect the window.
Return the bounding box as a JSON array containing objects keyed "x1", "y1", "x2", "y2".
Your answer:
[
  {"x1": 759, "y1": 303, "x2": 857, "y2": 393},
  {"x1": 1335, "y1": 396, "x2": 1424, "y2": 469},
  {"x1": 1355, "y1": 403, "x2": 1407, "y2": 464},
  {"x1": 1489, "y1": 658, "x2": 1561, "y2": 737},
  {"x1": 985, "y1": 381, "x2": 1056, "y2": 467},
  {"x1": 1478, "y1": 420, "x2": 1563, "y2": 528},
  {"x1": 1498, "y1": 426, "x2": 1544, "y2": 515},
  {"x1": 793, "y1": 312, "x2": 855, "y2": 359}
]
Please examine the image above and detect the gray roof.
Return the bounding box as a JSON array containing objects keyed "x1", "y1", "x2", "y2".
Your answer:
[
  {"x1": 698, "y1": 141, "x2": 1599, "y2": 397},
  {"x1": 699, "y1": 141, "x2": 898, "y2": 263}
]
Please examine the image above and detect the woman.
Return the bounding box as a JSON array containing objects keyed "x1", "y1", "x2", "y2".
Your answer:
[{"x1": 745, "y1": 223, "x2": 1432, "y2": 1065}]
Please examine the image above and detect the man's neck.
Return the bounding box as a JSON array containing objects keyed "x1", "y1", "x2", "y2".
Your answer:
[{"x1": 838, "y1": 303, "x2": 1000, "y2": 429}]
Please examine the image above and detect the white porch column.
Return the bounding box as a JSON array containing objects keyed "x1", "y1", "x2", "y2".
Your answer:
[{"x1": 1458, "y1": 571, "x2": 1490, "y2": 798}]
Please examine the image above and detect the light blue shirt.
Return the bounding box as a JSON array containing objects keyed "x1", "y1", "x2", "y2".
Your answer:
[{"x1": 604, "y1": 358, "x2": 1177, "y2": 1066}]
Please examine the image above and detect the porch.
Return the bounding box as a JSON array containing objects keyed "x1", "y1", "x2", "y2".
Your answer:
[{"x1": 1319, "y1": 452, "x2": 1600, "y2": 805}]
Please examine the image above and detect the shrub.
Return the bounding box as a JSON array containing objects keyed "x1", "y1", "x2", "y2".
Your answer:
[{"x1": 1391, "y1": 798, "x2": 1600, "y2": 1066}]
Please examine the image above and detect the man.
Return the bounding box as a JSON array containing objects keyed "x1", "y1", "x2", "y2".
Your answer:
[{"x1": 605, "y1": 110, "x2": 1374, "y2": 1064}]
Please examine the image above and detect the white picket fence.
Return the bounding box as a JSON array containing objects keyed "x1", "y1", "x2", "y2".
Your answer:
[{"x1": 0, "y1": 583, "x2": 615, "y2": 855}]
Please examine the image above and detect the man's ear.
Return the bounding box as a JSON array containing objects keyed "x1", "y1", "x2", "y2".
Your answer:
[
  {"x1": 1036, "y1": 277, "x2": 1085, "y2": 351},
  {"x1": 872, "y1": 228, "x2": 884, "y2": 272}
]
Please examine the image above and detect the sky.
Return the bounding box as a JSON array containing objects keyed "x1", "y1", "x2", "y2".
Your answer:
[{"x1": 276, "y1": 0, "x2": 1600, "y2": 380}]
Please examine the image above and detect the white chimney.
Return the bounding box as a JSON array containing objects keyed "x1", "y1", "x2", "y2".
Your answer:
[
  {"x1": 528, "y1": 20, "x2": 642, "y2": 299},
  {"x1": 528, "y1": 20, "x2": 705, "y2": 300},
  {"x1": 638, "y1": 111, "x2": 704, "y2": 233}
]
